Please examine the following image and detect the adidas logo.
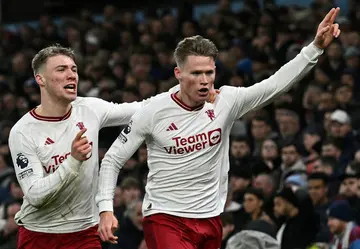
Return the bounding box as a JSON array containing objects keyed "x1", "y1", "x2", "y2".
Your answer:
[
  {"x1": 44, "y1": 137, "x2": 55, "y2": 145},
  {"x1": 166, "y1": 123, "x2": 178, "y2": 131}
]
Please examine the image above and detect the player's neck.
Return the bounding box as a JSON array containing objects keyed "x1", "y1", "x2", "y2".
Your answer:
[
  {"x1": 36, "y1": 99, "x2": 72, "y2": 117},
  {"x1": 176, "y1": 91, "x2": 204, "y2": 108}
]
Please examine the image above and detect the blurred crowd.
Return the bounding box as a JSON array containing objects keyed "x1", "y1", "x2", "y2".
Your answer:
[{"x1": 0, "y1": 0, "x2": 360, "y2": 248}]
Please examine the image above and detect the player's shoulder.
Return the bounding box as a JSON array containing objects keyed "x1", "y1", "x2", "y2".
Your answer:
[
  {"x1": 9, "y1": 112, "x2": 34, "y2": 138},
  {"x1": 72, "y1": 96, "x2": 101, "y2": 106},
  {"x1": 143, "y1": 91, "x2": 173, "y2": 109},
  {"x1": 217, "y1": 85, "x2": 242, "y2": 99}
]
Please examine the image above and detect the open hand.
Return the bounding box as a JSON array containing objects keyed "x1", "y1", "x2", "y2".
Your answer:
[{"x1": 314, "y1": 7, "x2": 341, "y2": 49}]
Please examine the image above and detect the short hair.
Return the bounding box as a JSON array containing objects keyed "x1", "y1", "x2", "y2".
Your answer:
[
  {"x1": 120, "y1": 177, "x2": 140, "y2": 190},
  {"x1": 281, "y1": 140, "x2": 300, "y2": 152},
  {"x1": 320, "y1": 156, "x2": 337, "y2": 168},
  {"x1": 252, "y1": 115, "x2": 272, "y2": 126},
  {"x1": 31, "y1": 44, "x2": 76, "y2": 75},
  {"x1": 308, "y1": 172, "x2": 329, "y2": 185},
  {"x1": 174, "y1": 35, "x2": 218, "y2": 67},
  {"x1": 322, "y1": 138, "x2": 343, "y2": 151}
]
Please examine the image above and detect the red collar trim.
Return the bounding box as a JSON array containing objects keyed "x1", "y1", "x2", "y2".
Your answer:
[
  {"x1": 171, "y1": 93, "x2": 204, "y2": 111},
  {"x1": 30, "y1": 107, "x2": 72, "y2": 122}
]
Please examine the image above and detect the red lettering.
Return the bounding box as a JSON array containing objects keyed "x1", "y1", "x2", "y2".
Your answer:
[
  {"x1": 184, "y1": 145, "x2": 195, "y2": 153},
  {"x1": 195, "y1": 133, "x2": 206, "y2": 142},
  {"x1": 195, "y1": 143, "x2": 202, "y2": 150},
  {"x1": 52, "y1": 155, "x2": 60, "y2": 165},
  {"x1": 172, "y1": 137, "x2": 181, "y2": 147},
  {"x1": 180, "y1": 138, "x2": 187, "y2": 146},
  {"x1": 59, "y1": 155, "x2": 65, "y2": 164},
  {"x1": 65, "y1": 152, "x2": 70, "y2": 159},
  {"x1": 188, "y1": 136, "x2": 195, "y2": 144}
]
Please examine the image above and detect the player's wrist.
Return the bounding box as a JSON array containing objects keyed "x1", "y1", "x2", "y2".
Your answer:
[
  {"x1": 67, "y1": 155, "x2": 82, "y2": 172},
  {"x1": 98, "y1": 200, "x2": 114, "y2": 214}
]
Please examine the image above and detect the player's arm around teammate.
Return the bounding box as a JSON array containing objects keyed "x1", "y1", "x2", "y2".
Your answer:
[{"x1": 8, "y1": 128, "x2": 91, "y2": 208}]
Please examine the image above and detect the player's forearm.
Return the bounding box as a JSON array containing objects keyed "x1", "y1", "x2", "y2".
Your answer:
[
  {"x1": 25, "y1": 156, "x2": 82, "y2": 208},
  {"x1": 239, "y1": 42, "x2": 323, "y2": 112},
  {"x1": 96, "y1": 139, "x2": 127, "y2": 213}
]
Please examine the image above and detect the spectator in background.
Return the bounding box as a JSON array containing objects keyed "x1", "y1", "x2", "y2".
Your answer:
[
  {"x1": 114, "y1": 177, "x2": 142, "y2": 221},
  {"x1": 308, "y1": 173, "x2": 331, "y2": 225},
  {"x1": 327, "y1": 200, "x2": 360, "y2": 249},
  {"x1": 280, "y1": 142, "x2": 306, "y2": 186},
  {"x1": 250, "y1": 116, "x2": 277, "y2": 157},
  {"x1": 243, "y1": 188, "x2": 272, "y2": 224},
  {"x1": 110, "y1": 199, "x2": 144, "y2": 249},
  {"x1": 274, "y1": 186, "x2": 319, "y2": 249}
]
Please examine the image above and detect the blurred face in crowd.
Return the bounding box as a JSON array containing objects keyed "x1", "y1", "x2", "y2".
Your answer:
[
  {"x1": 335, "y1": 85, "x2": 353, "y2": 105},
  {"x1": 281, "y1": 145, "x2": 299, "y2": 168},
  {"x1": 313, "y1": 161, "x2": 333, "y2": 176},
  {"x1": 355, "y1": 150, "x2": 360, "y2": 163},
  {"x1": 251, "y1": 119, "x2": 271, "y2": 141},
  {"x1": 330, "y1": 121, "x2": 351, "y2": 138},
  {"x1": 10, "y1": 182, "x2": 24, "y2": 200},
  {"x1": 327, "y1": 42, "x2": 343, "y2": 61},
  {"x1": 321, "y1": 144, "x2": 341, "y2": 159},
  {"x1": 229, "y1": 75, "x2": 245, "y2": 87},
  {"x1": 274, "y1": 197, "x2": 292, "y2": 218},
  {"x1": 341, "y1": 74, "x2": 355, "y2": 87},
  {"x1": 2, "y1": 93, "x2": 16, "y2": 111},
  {"x1": 36, "y1": 55, "x2": 79, "y2": 104},
  {"x1": 253, "y1": 174, "x2": 275, "y2": 197},
  {"x1": 342, "y1": 177, "x2": 358, "y2": 198},
  {"x1": 278, "y1": 114, "x2": 299, "y2": 137},
  {"x1": 328, "y1": 218, "x2": 346, "y2": 235},
  {"x1": 308, "y1": 179, "x2": 328, "y2": 206},
  {"x1": 346, "y1": 55, "x2": 360, "y2": 69},
  {"x1": 175, "y1": 56, "x2": 216, "y2": 106},
  {"x1": 231, "y1": 141, "x2": 250, "y2": 159},
  {"x1": 261, "y1": 139, "x2": 278, "y2": 161},
  {"x1": 318, "y1": 92, "x2": 336, "y2": 111},
  {"x1": 130, "y1": 201, "x2": 143, "y2": 230},
  {"x1": 122, "y1": 187, "x2": 141, "y2": 206},
  {"x1": 303, "y1": 133, "x2": 321, "y2": 152},
  {"x1": 230, "y1": 176, "x2": 250, "y2": 192},
  {"x1": 138, "y1": 81, "x2": 156, "y2": 98},
  {"x1": 314, "y1": 68, "x2": 330, "y2": 85},
  {"x1": 243, "y1": 193, "x2": 263, "y2": 215},
  {"x1": 113, "y1": 186, "x2": 123, "y2": 207}
]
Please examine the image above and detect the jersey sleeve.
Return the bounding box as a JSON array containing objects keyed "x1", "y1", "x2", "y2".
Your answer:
[
  {"x1": 221, "y1": 42, "x2": 323, "y2": 120},
  {"x1": 86, "y1": 85, "x2": 179, "y2": 129},
  {"x1": 95, "y1": 106, "x2": 152, "y2": 213},
  {"x1": 8, "y1": 129, "x2": 82, "y2": 208}
]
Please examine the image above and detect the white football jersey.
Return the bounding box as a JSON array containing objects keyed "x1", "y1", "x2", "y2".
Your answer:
[
  {"x1": 96, "y1": 42, "x2": 323, "y2": 218},
  {"x1": 8, "y1": 97, "x2": 147, "y2": 233}
]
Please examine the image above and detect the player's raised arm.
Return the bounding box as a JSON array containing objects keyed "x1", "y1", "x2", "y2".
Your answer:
[
  {"x1": 96, "y1": 108, "x2": 151, "y2": 243},
  {"x1": 8, "y1": 128, "x2": 90, "y2": 208},
  {"x1": 226, "y1": 7, "x2": 340, "y2": 119}
]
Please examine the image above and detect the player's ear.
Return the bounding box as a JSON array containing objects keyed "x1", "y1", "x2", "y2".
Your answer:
[
  {"x1": 174, "y1": 66, "x2": 181, "y2": 81},
  {"x1": 35, "y1": 74, "x2": 45, "y2": 87}
]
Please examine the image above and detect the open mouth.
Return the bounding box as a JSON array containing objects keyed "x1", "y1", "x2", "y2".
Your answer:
[
  {"x1": 64, "y1": 84, "x2": 76, "y2": 93},
  {"x1": 198, "y1": 88, "x2": 209, "y2": 96}
]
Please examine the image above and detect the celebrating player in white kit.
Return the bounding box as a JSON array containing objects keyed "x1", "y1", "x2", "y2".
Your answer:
[
  {"x1": 7, "y1": 44, "x2": 218, "y2": 248},
  {"x1": 96, "y1": 7, "x2": 341, "y2": 249}
]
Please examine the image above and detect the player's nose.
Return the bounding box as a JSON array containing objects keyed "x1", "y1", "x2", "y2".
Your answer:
[{"x1": 200, "y1": 74, "x2": 209, "y2": 84}]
